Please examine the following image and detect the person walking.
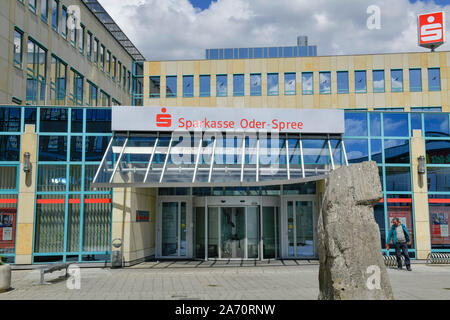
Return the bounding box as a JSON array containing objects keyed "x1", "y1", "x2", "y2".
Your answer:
[{"x1": 387, "y1": 218, "x2": 412, "y2": 271}]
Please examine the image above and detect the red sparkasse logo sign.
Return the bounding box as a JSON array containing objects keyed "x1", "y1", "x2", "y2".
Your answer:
[
  {"x1": 156, "y1": 107, "x2": 172, "y2": 127},
  {"x1": 418, "y1": 11, "x2": 445, "y2": 49}
]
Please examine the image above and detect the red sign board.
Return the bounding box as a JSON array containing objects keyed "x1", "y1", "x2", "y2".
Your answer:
[
  {"x1": 418, "y1": 12, "x2": 445, "y2": 50},
  {"x1": 0, "y1": 208, "x2": 16, "y2": 251}
]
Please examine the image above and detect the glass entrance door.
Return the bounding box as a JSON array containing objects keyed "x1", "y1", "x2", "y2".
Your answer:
[
  {"x1": 286, "y1": 200, "x2": 315, "y2": 258},
  {"x1": 221, "y1": 207, "x2": 245, "y2": 258},
  {"x1": 161, "y1": 201, "x2": 187, "y2": 257}
]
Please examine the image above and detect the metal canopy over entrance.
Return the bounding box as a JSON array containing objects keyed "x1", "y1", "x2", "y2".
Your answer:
[{"x1": 92, "y1": 132, "x2": 348, "y2": 188}]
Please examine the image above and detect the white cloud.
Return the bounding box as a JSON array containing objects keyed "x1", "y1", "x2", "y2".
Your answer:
[{"x1": 97, "y1": 0, "x2": 450, "y2": 60}]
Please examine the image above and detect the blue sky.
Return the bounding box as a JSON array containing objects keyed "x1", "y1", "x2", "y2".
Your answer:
[
  {"x1": 409, "y1": 0, "x2": 450, "y2": 5},
  {"x1": 189, "y1": 0, "x2": 215, "y2": 10}
]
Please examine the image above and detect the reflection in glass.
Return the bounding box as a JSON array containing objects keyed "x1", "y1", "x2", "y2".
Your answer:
[
  {"x1": 268, "y1": 73, "x2": 279, "y2": 96},
  {"x1": 199, "y1": 75, "x2": 210, "y2": 97},
  {"x1": 343, "y1": 139, "x2": 368, "y2": 163},
  {"x1": 319, "y1": 72, "x2": 331, "y2": 94},
  {"x1": 166, "y1": 75, "x2": 177, "y2": 98},
  {"x1": 427, "y1": 167, "x2": 450, "y2": 192},
  {"x1": 183, "y1": 75, "x2": 193, "y2": 97},
  {"x1": 383, "y1": 113, "x2": 408, "y2": 137},
  {"x1": 208, "y1": 207, "x2": 219, "y2": 258},
  {"x1": 162, "y1": 202, "x2": 178, "y2": 256},
  {"x1": 233, "y1": 74, "x2": 244, "y2": 96},
  {"x1": 247, "y1": 207, "x2": 259, "y2": 258},
  {"x1": 428, "y1": 68, "x2": 441, "y2": 91},
  {"x1": 384, "y1": 139, "x2": 409, "y2": 163},
  {"x1": 302, "y1": 72, "x2": 313, "y2": 94},
  {"x1": 295, "y1": 201, "x2": 313, "y2": 256},
  {"x1": 263, "y1": 207, "x2": 276, "y2": 259},
  {"x1": 424, "y1": 113, "x2": 449, "y2": 137},
  {"x1": 373, "y1": 70, "x2": 385, "y2": 93},
  {"x1": 250, "y1": 73, "x2": 261, "y2": 96},
  {"x1": 195, "y1": 207, "x2": 205, "y2": 259},
  {"x1": 409, "y1": 69, "x2": 422, "y2": 92},
  {"x1": 216, "y1": 75, "x2": 227, "y2": 97},
  {"x1": 391, "y1": 69, "x2": 403, "y2": 92},
  {"x1": 337, "y1": 71, "x2": 348, "y2": 93},
  {"x1": 355, "y1": 70, "x2": 366, "y2": 93},
  {"x1": 284, "y1": 73, "x2": 296, "y2": 95},
  {"x1": 385, "y1": 167, "x2": 411, "y2": 191},
  {"x1": 345, "y1": 112, "x2": 367, "y2": 136},
  {"x1": 426, "y1": 140, "x2": 450, "y2": 164}
]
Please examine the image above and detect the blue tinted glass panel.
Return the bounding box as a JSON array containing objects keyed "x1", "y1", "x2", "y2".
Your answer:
[
  {"x1": 424, "y1": 113, "x2": 449, "y2": 137},
  {"x1": 284, "y1": 73, "x2": 296, "y2": 95},
  {"x1": 149, "y1": 76, "x2": 160, "y2": 98},
  {"x1": 391, "y1": 69, "x2": 403, "y2": 92},
  {"x1": 385, "y1": 167, "x2": 411, "y2": 191},
  {"x1": 39, "y1": 136, "x2": 67, "y2": 161},
  {"x1": 370, "y1": 113, "x2": 381, "y2": 136},
  {"x1": 283, "y1": 47, "x2": 293, "y2": 57},
  {"x1": 428, "y1": 68, "x2": 441, "y2": 91},
  {"x1": 337, "y1": 71, "x2": 348, "y2": 93},
  {"x1": 410, "y1": 113, "x2": 422, "y2": 136},
  {"x1": 409, "y1": 69, "x2": 422, "y2": 92},
  {"x1": 426, "y1": 140, "x2": 450, "y2": 164},
  {"x1": 85, "y1": 136, "x2": 110, "y2": 161},
  {"x1": 210, "y1": 49, "x2": 218, "y2": 60},
  {"x1": 384, "y1": 139, "x2": 410, "y2": 163},
  {"x1": 233, "y1": 74, "x2": 244, "y2": 96},
  {"x1": 373, "y1": 70, "x2": 385, "y2": 93},
  {"x1": 224, "y1": 49, "x2": 233, "y2": 59},
  {"x1": 0, "y1": 136, "x2": 20, "y2": 161},
  {"x1": 267, "y1": 73, "x2": 278, "y2": 96},
  {"x1": 199, "y1": 75, "x2": 210, "y2": 97},
  {"x1": 71, "y1": 109, "x2": 83, "y2": 133},
  {"x1": 70, "y1": 136, "x2": 83, "y2": 161},
  {"x1": 234, "y1": 48, "x2": 238, "y2": 58},
  {"x1": 0, "y1": 108, "x2": 21, "y2": 132},
  {"x1": 86, "y1": 109, "x2": 111, "y2": 133},
  {"x1": 218, "y1": 49, "x2": 223, "y2": 60},
  {"x1": 355, "y1": 71, "x2": 367, "y2": 93},
  {"x1": 383, "y1": 113, "x2": 408, "y2": 137},
  {"x1": 427, "y1": 167, "x2": 450, "y2": 192},
  {"x1": 268, "y1": 47, "x2": 277, "y2": 58},
  {"x1": 238, "y1": 48, "x2": 248, "y2": 59},
  {"x1": 345, "y1": 112, "x2": 367, "y2": 136},
  {"x1": 250, "y1": 74, "x2": 261, "y2": 96},
  {"x1": 299, "y1": 47, "x2": 307, "y2": 56},
  {"x1": 343, "y1": 139, "x2": 368, "y2": 163},
  {"x1": 302, "y1": 72, "x2": 313, "y2": 95},
  {"x1": 254, "y1": 48, "x2": 263, "y2": 58},
  {"x1": 370, "y1": 139, "x2": 382, "y2": 163},
  {"x1": 166, "y1": 76, "x2": 177, "y2": 98},
  {"x1": 183, "y1": 75, "x2": 193, "y2": 97},
  {"x1": 319, "y1": 72, "x2": 331, "y2": 94},
  {"x1": 40, "y1": 108, "x2": 68, "y2": 132},
  {"x1": 216, "y1": 75, "x2": 227, "y2": 97},
  {"x1": 25, "y1": 108, "x2": 37, "y2": 126}
]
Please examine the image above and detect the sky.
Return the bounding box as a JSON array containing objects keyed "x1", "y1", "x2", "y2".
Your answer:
[{"x1": 97, "y1": 0, "x2": 450, "y2": 61}]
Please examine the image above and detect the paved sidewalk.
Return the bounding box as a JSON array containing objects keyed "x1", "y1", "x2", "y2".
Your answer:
[{"x1": 1, "y1": 262, "x2": 450, "y2": 300}]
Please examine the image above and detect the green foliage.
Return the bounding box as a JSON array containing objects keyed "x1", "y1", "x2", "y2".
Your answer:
[{"x1": 0, "y1": 256, "x2": 4, "y2": 265}]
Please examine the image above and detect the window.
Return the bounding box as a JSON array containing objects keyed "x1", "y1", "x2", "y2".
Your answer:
[
  {"x1": 428, "y1": 68, "x2": 441, "y2": 91},
  {"x1": 112, "y1": 99, "x2": 121, "y2": 106},
  {"x1": 78, "y1": 24, "x2": 84, "y2": 53},
  {"x1": 199, "y1": 75, "x2": 210, "y2": 97},
  {"x1": 106, "y1": 51, "x2": 111, "y2": 75},
  {"x1": 51, "y1": 0, "x2": 58, "y2": 31},
  {"x1": 233, "y1": 74, "x2": 244, "y2": 96},
  {"x1": 29, "y1": 0, "x2": 36, "y2": 13},
  {"x1": 250, "y1": 73, "x2": 261, "y2": 96},
  {"x1": 61, "y1": 6, "x2": 67, "y2": 38},
  {"x1": 100, "y1": 90, "x2": 110, "y2": 106},
  {"x1": 123, "y1": 66, "x2": 126, "y2": 88},
  {"x1": 355, "y1": 70, "x2": 367, "y2": 93},
  {"x1": 183, "y1": 75, "x2": 193, "y2": 97},
  {"x1": 319, "y1": 72, "x2": 331, "y2": 94},
  {"x1": 86, "y1": 32, "x2": 92, "y2": 60},
  {"x1": 391, "y1": 69, "x2": 403, "y2": 92},
  {"x1": 41, "y1": 0, "x2": 48, "y2": 22},
  {"x1": 373, "y1": 70, "x2": 385, "y2": 93},
  {"x1": 112, "y1": 56, "x2": 116, "y2": 81},
  {"x1": 93, "y1": 38, "x2": 99, "y2": 63},
  {"x1": 302, "y1": 72, "x2": 313, "y2": 95},
  {"x1": 49, "y1": 55, "x2": 66, "y2": 105},
  {"x1": 337, "y1": 71, "x2": 348, "y2": 93},
  {"x1": 69, "y1": 69, "x2": 83, "y2": 105},
  {"x1": 26, "y1": 38, "x2": 47, "y2": 104},
  {"x1": 149, "y1": 76, "x2": 160, "y2": 98},
  {"x1": 284, "y1": 73, "x2": 296, "y2": 95},
  {"x1": 118, "y1": 61, "x2": 122, "y2": 86},
  {"x1": 267, "y1": 73, "x2": 278, "y2": 96},
  {"x1": 166, "y1": 76, "x2": 177, "y2": 98},
  {"x1": 88, "y1": 81, "x2": 98, "y2": 106},
  {"x1": 13, "y1": 28, "x2": 23, "y2": 68},
  {"x1": 127, "y1": 71, "x2": 131, "y2": 93},
  {"x1": 409, "y1": 69, "x2": 422, "y2": 92},
  {"x1": 70, "y1": 22, "x2": 77, "y2": 47},
  {"x1": 216, "y1": 74, "x2": 227, "y2": 97},
  {"x1": 100, "y1": 45, "x2": 105, "y2": 70}
]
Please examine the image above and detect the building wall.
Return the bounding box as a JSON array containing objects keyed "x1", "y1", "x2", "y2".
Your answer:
[
  {"x1": 144, "y1": 51, "x2": 448, "y2": 112},
  {"x1": 1, "y1": 0, "x2": 134, "y2": 106}
]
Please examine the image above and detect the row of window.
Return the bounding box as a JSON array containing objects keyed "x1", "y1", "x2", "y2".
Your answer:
[
  {"x1": 16, "y1": 0, "x2": 131, "y2": 95},
  {"x1": 14, "y1": 30, "x2": 123, "y2": 106},
  {"x1": 149, "y1": 68, "x2": 441, "y2": 98}
]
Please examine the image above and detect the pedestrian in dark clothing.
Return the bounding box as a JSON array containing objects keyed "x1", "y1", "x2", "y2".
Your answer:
[{"x1": 386, "y1": 218, "x2": 412, "y2": 271}]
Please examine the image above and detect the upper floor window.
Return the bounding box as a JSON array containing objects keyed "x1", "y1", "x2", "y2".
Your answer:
[
  {"x1": 61, "y1": 6, "x2": 67, "y2": 38},
  {"x1": 112, "y1": 56, "x2": 116, "y2": 80},
  {"x1": 373, "y1": 70, "x2": 385, "y2": 93},
  {"x1": 284, "y1": 73, "x2": 296, "y2": 95},
  {"x1": 428, "y1": 68, "x2": 441, "y2": 91},
  {"x1": 216, "y1": 75, "x2": 227, "y2": 97},
  {"x1": 391, "y1": 69, "x2": 403, "y2": 92},
  {"x1": 319, "y1": 71, "x2": 331, "y2": 94},
  {"x1": 106, "y1": 50, "x2": 111, "y2": 74},
  {"x1": 183, "y1": 75, "x2": 194, "y2": 97},
  {"x1": 70, "y1": 24, "x2": 77, "y2": 47},
  {"x1": 93, "y1": 38, "x2": 99, "y2": 63},
  {"x1": 355, "y1": 70, "x2": 367, "y2": 93},
  {"x1": 88, "y1": 82, "x2": 98, "y2": 106},
  {"x1": 233, "y1": 74, "x2": 244, "y2": 96},
  {"x1": 199, "y1": 75, "x2": 210, "y2": 97},
  {"x1": 29, "y1": 0, "x2": 37, "y2": 13},
  {"x1": 302, "y1": 72, "x2": 313, "y2": 95},
  {"x1": 250, "y1": 73, "x2": 261, "y2": 96},
  {"x1": 100, "y1": 45, "x2": 105, "y2": 69},
  {"x1": 70, "y1": 69, "x2": 83, "y2": 105},
  {"x1": 41, "y1": 0, "x2": 48, "y2": 22},
  {"x1": 51, "y1": 0, "x2": 58, "y2": 31},
  {"x1": 13, "y1": 28, "x2": 23, "y2": 69},
  {"x1": 409, "y1": 69, "x2": 422, "y2": 92},
  {"x1": 149, "y1": 76, "x2": 160, "y2": 98},
  {"x1": 123, "y1": 66, "x2": 127, "y2": 88},
  {"x1": 118, "y1": 61, "x2": 122, "y2": 85},
  {"x1": 78, "y1": 24, "x2": 85, "y2": 53},
  {"x1": 86, "y1": 31, "x2": 92, "y2": 60},
  {"x1": 49, "y1": 55, "x2": 66, "y2": 104},
  {"x1": 166, "y1": 75, "x2": 177, "y2": 98},
  {"x1": 267, "y1": 73, "x2": 279, "y2": 96},
  {"x1": 337, "y1": 71, "x2": 348, "y2": 94}
]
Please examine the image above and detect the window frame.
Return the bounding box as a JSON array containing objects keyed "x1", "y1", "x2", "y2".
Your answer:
[
  {"x1": 319, "y1": 71, "x2": 331, "y2": 95},
  {"x1": 302, "y1": 72, "x2": 314, "y2": 95},
  {"x1": 13, "y1": 27, "x2": 24, "y2": 69},
  {"x1": 372, "y1": 69, "x2": 385, "y2": 93},
  {"x1": 336, "y1": 71, "x2": 349, "y2": 94},
  {"x1": 390, "y1": 69, "x2": 403, "y2": 93},
  {"x1": 284, "y1": 72, "x2": 296, "y2": 95},
  {"x1": 428, "y1": 68, "x2": 441, "y2": 91},
  {"x1": 354, "y1": 70, "x2": 367, "y2": 94}
]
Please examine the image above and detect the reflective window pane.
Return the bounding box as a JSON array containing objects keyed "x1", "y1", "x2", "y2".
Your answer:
[
  {"x1": 216, "y1": 74, "x2": 227, "y2": 97},
  {"x1": 426, "y1": 140, "x2": 450, "y2": 164},
  {"x1": 427, "y1": 167, "x2": 450, "y2": 192},
  {"x1": 337, "y1": 71, "x2": 348, "y2": 94},
  {"x1": 345, "y1": 112, "x2": 367, "y2": 136},
  {"x1": 149, "y1": 76, "x2": 160, "y2": 98},
  {"x1": 428, "y1": 68, "x2": 441, "y2": 91},
  {"x1": 370, "y1": 139, "x2": 382, "y2": 163},
  {"x1": 385, "y1": 167, "x2": 411, "y2": 191},
  {"x1": 409, "y1": 69, "x2": 422, "y2": 92},
  {"x1": 233, "y1": 74, "x2": 244, "y2": 96},
  {"x1": 384, "y1": 139, "x2": 410, "y2": 163},
  {"x1": 302, "y1": 72, "x2": 313, "y2": 94},
  {"x1": 284, "y1": 73, "x2": 296, "y2": 95},
  {"x1": 383, "y1": 113, "x2": 408, "y2": 137},
  {"x1": 183, "y1": 75, "x2": 193, "y2": 97},
  {"x1": 370, "y1": 113, "x2": 381, "y2": 136},
  {"x1": 166, "y1": 76, "x2": 177, "y2": 98},
  {"x1": 343, "y1": 139, "x2": 368, "y2": 163},
  {"x1": 250, "y1": 73, "x2": 261, "y2": 96},
  {"x1": 424, "y1": 113, "x2": 449, "y2": 137},
  {"x1": 429, "y1": 202, "x2": 450, "y2": 249},
  {"x1": 199, "y1": 75, "x2": 210, "y2": 97},
  {"x1": 391, "y1": 69, "x2": 403, "y2": 92},
  {"x1": 373, "y1": 70, "x2": 385, "y2": 93},
  {"x1": 39, "y1": 136, "x2": 67, "y2": 161},
  {"x1": 355, "y1": 71, "x2": 367, "y2": 93},
  {"x1": 319, "y1": 72, "x2": 331, "y2": 94},
  {"x1": 267, "y1": 73, "x2": 278, "y2": 96}
]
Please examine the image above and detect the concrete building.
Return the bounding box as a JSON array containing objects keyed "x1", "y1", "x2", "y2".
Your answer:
[{"x1": 0, "y1": 1, "x2": 449, "y2": 266}]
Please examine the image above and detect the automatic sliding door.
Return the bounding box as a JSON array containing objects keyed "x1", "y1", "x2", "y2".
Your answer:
[
  {"x1": 161, "y1": 201, "x2": 187, "y2": 257},
  {"x1": 286, "y1": 200, "x2": 314, "y2": 258},
  {"x1": 263, "y1": 207, "x2": 276, "y2": 259},
  {"x1": 221, "y1": 207, "x2": 245, "y2": 258},
  {"x1": 247, "y1": 207, "x2": 259, "y2": 258}
]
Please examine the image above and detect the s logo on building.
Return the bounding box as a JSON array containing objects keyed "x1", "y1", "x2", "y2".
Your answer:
[
  {"x1": 156, "y1": 108, "x2": 172, "y2": 127},
  {"x1": 418, "y1": 12, "x2": 445, "y2": 50}
]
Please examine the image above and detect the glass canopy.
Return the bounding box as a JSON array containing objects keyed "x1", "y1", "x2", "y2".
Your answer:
[{"x1": 92, "y1": 132, "x2": 348, "y2": 187}]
